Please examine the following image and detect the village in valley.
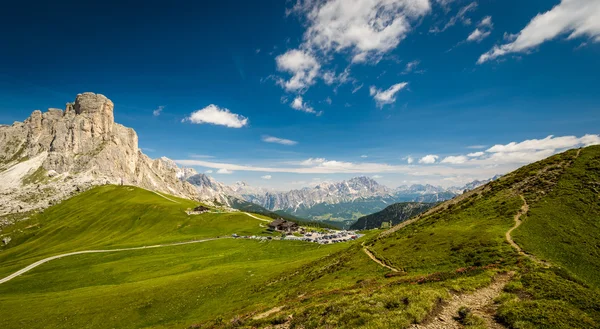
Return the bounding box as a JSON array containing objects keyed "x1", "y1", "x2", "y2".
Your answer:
[{"x1": 233, "y1": 218, "x2": 363, "y2": 245}]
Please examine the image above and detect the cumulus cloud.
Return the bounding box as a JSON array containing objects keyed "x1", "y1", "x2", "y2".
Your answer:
[
  {"x1": 467, "y1": 151, "x2": 485, "y2": 157},
  {"x1": 322, "y1": 68, "x2": 352, "y2": 86},
  {"x1": 262, "y1": 135, "x2": 298, "y2": 145},
  {"x1": 174, "y1": 135, "x2": 600, "y2": 181},
  {"x1": 276, "y1": 49, "x2": 321, "y2": 92},
  {"x1": 153, "y1": 106, "x2": 164, "y2": 117},
  {"x1": 205, "y1": 170, "x2": 214, "y2": 174},
  {"x1": 441, "y1": 155, "x2": 468, "y2": 164},
  {"x1": 301, "y1": 158, "x2": 326, "y2": 166},
  {"x1": 183, "y1": 105, "x2": 248, "y2": 128},
  {"x1": 261, "y1": 175, "x2": 272, "y2": 180},
  {"x1": 467, "y1": 28, "x2": 491, "y2": 42},
  {"x1": 478, "y1": 15, "x2": 493, "y2": 28},
  {"x1": 486, "y1": 134, "x2": 600, "y2": 153},
  {"x1": 419, "y1": 154, "x2": 439, "y2": 164},
  {"x1": 369, "y1": 82, "x2": 408, "y2": 107},
  {"x1": 291, "y1": 96, "x2": 320, "y2": 115},
  {"x1": 407, "y1": 156, "x2": 414, "y2": 164},
  {"x1": 291, "y1": 0, "x2": 432, "y2": 63},
  {"x1": 478, "y1": 0, "x2": 600, "y2": 63},
  {"x1": 217, "y1": 168, "x2": 233, "y2": 174}
]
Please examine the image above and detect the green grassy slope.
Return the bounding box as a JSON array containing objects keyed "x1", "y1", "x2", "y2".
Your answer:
[
  {"x1": 199, "y1": 146, "x2": 600, "y2": 329},
  {"x1": 0, "y1": 185, "x2": 355, "y2": 329},
  {"x1": 513, "y1": 147, "x2": 600, "y2": 287},
  {"x1": 0, "y1": 185, "x2": 269, "y2": 278},
  {"x1": 2, "y1": 146, "x2": 600, "y2": 329}
]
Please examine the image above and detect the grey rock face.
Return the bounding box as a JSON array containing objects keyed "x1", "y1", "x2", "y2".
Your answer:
[{"x1": 0, "y1": 93, "x2": 199, "y2": 217}]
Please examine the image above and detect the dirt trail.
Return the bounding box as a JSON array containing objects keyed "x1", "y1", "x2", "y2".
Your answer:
[
  {"x1": 362, "y1": 243, "x2": 399, "y2": 272},
  {"x1": 243, "y1": 212, "x2": 272, "y2": 222},
  {"x1": 0, "y1": 238, "x2": 222, "y2": 285},
  {"x1": 151, "y1": 190, "x2": 180, "y2": 203},
  {"x1": 410, "y1": 273, "x2": 513, "y2": 329},
  {"x1": 505, "y1": 195, "x2": 549, "y2": 267}
]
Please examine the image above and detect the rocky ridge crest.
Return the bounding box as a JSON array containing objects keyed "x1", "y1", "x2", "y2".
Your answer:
[{"x1": 0, "y1": 93, "x2": 199, "y2": 217}]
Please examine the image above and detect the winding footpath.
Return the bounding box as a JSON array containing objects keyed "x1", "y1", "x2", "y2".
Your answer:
[
  {"x1": 0, "y1": 238, "x2": 221, "y2": 285},
  {"x1": 505, "y1": 195, "x2": 549, "y2": 267},
  {"x1": 410, "y1": 273, "x2": 513, "y2": 329},
  {"x1": 362, "y1": 243, "x2": 399, "y2": 272}
]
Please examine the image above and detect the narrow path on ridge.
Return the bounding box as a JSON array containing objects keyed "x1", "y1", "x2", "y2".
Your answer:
[
  {"x1": 410, "y1": 273, "x2": 513, "y2": 329},
  {"x1": 362, "y1": 242, "x2": 399, "y2": 272},
  {"x1": 505, "y1": 195, "x2": 549, "y2": 267},
  {"x1": 0, "y1": 237, "x2": 223, "y2": 285}
]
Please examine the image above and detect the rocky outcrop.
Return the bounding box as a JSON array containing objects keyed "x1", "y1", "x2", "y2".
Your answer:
[{"x1": 0, "y1": 93, "x2": 199, "y2": 217}]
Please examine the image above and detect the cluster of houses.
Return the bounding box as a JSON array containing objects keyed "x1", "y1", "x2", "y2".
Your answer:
[{"x1": 267, "y1": 219, "x2": 299, "y2": 232}]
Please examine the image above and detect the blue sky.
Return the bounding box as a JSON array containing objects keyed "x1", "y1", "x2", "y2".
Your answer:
[{"x1": 1, "y1": 0, "x2": 599, "y2": 189}]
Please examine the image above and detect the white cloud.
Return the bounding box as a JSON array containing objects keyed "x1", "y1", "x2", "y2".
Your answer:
[
  {"x1": 292, "y1": 0, "x2": 432, "y2": 64},
  {"x1": 407, "y1": 156, "x2": 414, "y2": 164},
  {"x1": 153, "y1": 106, "x2": 164, "y2": 117},
  {"x1": 467, "y1": 28, "x2": 491, "y2": 42},
  {"x1": 478, "y1": 15, "x2": 493, "y2": 28},
  {"x1": 369, "y1": 82, "x2": 408, "y2": 107},
  {"x1": 419, "y1": 154, "x2": 439, "y2": 164},
  {"x1": 261, "y1": 175, "x2": 272, "y2": 180},
  {"x1": 276, "y1": 49, "x2": 321, "y2": 92},
  {"x1": 190, "y1": 154, "x2": 215, "y2": 159},
  {"x1": 431, "y1": 2, "x2": 478, "y2": 33},
  {"x1": 441, "y1": 155, "x2": 468, "y2": 164},
  {"x1": 291, "y1": 96, "x2": 320, "y2": 115},
  {"x1": 183, "y1": 105, "x2": 248, "y2": 128},
  {"x1": 361, "y1": 155, "x2": 368, "y2": 158},
  {"x1": 478, "y1": 0, "x2": 600, "y2": 63},
  {"x1": 217, "y1": 168, "x2": 233, "y2": 174},
  {"x1": 205, "y1": 170, "x2": 213, "y2": 174},
  {"x1": 372, "y1": 175, "x2": 383, "y2": 179},
  {"x1": 352, "y1": 83, "x2": 364, "y2": 94},
  {"x1": 403, "y1": 60, "x2": 421, "y2": 73},
  {"x1": 262, "y1": 135, "x2": 298, "y2": 146},
  {"x1": 301, "y1": 158, "x2": 326, "y2": 166},
  {"x1": 467, "y1": 145, "x2": 487, "y2": 149},
  {"x1": 324, "y1": 97, "x2": 332, "y2": 105},
  {"x1": 174, "y1": 134, "x2": 598, "y2": 178},
  {"x1": 467, "y1": 151, "x2": 485, "y2": 157},
  {"x1": 486, "y1": 134, "x2": 600, "y2": 153}
]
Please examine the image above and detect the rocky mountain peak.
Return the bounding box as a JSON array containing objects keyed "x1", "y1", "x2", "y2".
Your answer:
[{"x1": 0, "y1": 93, "x2": 199, "y2": 216}]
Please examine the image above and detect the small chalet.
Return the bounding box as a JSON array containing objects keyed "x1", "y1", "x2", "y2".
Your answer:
[
  {"x1": 193, "y1": 205, "x2": 210, "y2": 212},
  {"x1": 268, "y1": 219, "x2": 299, "y2": 232}
]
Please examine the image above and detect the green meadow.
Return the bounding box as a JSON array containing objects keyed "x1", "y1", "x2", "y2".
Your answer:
[{"x1": 2, "y1": 146, "x2": 600, "y2": 329}]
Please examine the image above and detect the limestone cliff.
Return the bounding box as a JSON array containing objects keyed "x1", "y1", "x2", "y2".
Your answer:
[{"x1": 0, "y1": 92, "x2": 199, "y2": 217}]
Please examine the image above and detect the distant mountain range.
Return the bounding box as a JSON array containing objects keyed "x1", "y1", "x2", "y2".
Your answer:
[
  {"x1": 178, "y1": 172, "x2": 502, "y2": 223},
  {"x1": 0, "y1": 92, "x2": 500, "y2": 224}
]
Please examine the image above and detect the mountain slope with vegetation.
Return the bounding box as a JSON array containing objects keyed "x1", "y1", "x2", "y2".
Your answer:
[
  {"x1": 1, "y1": 146, "x2": 599, "y2": 329},
  {"x1": 194, "y1": 145, "x2": 600, "y2": 329},
  {"x1": 350, "y1": 202, "x2": 434, "y2": 230}
]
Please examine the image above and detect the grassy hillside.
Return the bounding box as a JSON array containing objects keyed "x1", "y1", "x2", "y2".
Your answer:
[
  {"x1": 194, "y1": 146, "x2": 600, "y2": 329},
  {"x1": 0, "y1": 185, "x2": 357, "y2": 329},
  {"x1": 350, "y1": 202, "x2": 434, "y2": 230},
  {"x1": 2, "y1": 146, "x2": 599, "y2": 329},
  {"x1": 0, "y1": 186, "x2": 272, "y2": 278}
]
